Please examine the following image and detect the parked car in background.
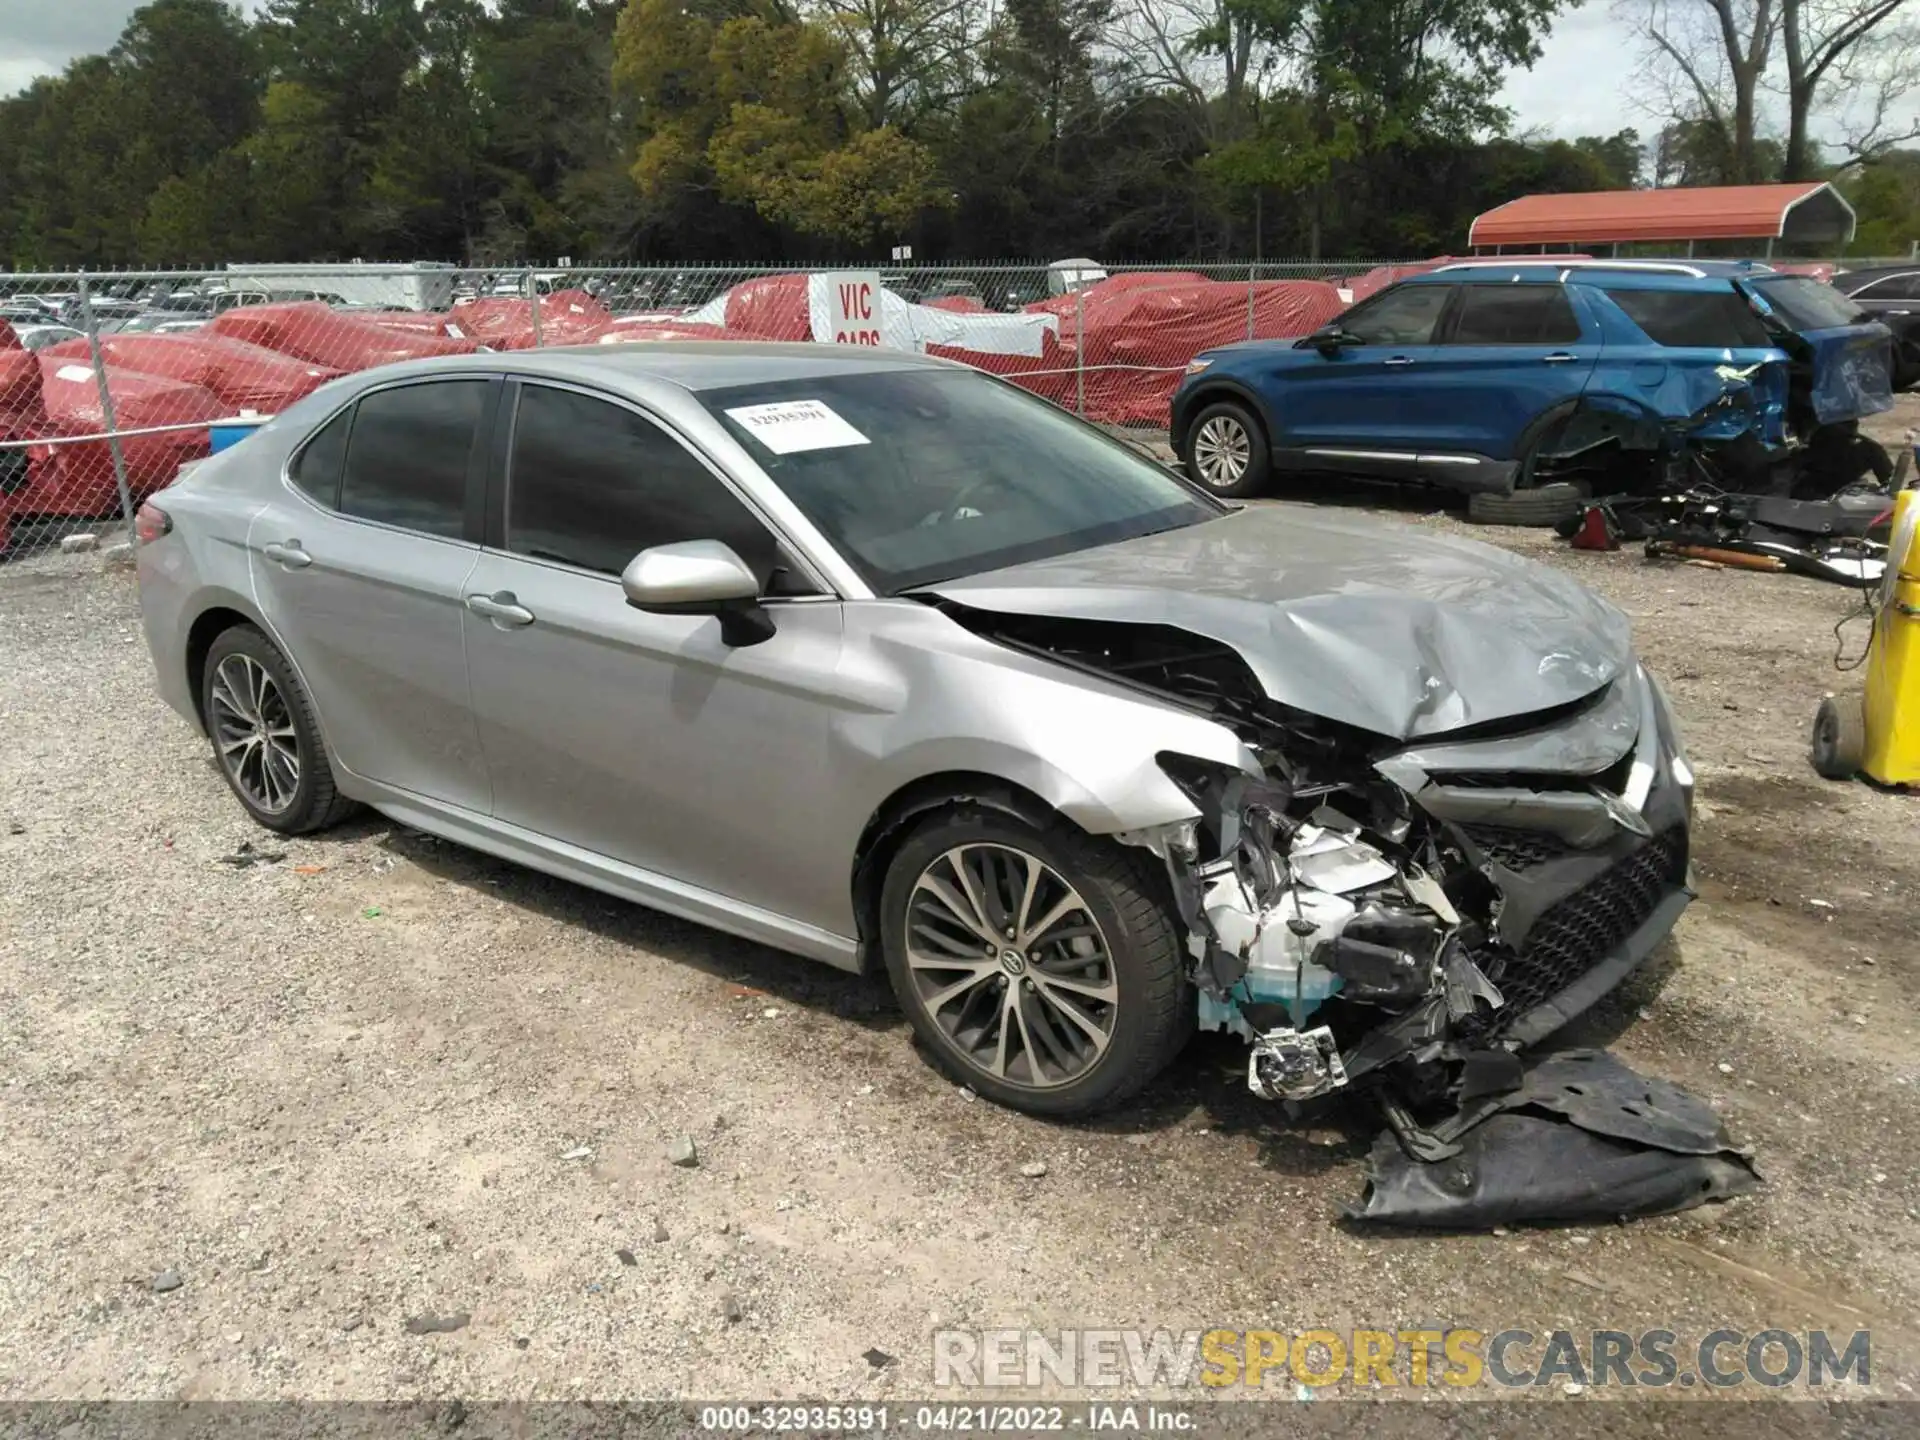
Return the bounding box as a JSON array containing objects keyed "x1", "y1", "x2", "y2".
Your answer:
[
  {"x1": 136, "y1": 343, "x2": 1693, "y2": 1123},
  {"x1": 1833, "y1": 264, "x2": 1920, "y2": 389},
  {"x1": 116, "y1": 311, "x2": 210, "y2": 335},
  {"x1": 55, "y1": 297, "x2": 144, "y2": 331},
  {"x1": 1171, "y1": 259, "x2": 1894, "y2": 516},
  {"x1": 6, "y1": 321, "x2": 87, "y2": 352}
]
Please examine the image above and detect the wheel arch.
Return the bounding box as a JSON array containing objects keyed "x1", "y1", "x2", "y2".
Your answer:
[
  {"x1": 849, "y1": 772, "x2": 1076, "y2": 973},
  {"x1": 1511, "y1": 392, "x2": 1669, "y2": 485},
  {"x1": 181, "y1": 589, "x2": 273, "y2": 733},
  {"x1": 1171, "y1": 379, "x2": 1272, "y2": 454}
]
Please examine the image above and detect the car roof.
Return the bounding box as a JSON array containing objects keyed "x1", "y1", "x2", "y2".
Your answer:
[
  {"x1": 349, "y1": 341, "x2": 953, "y2": 394},
  {"x1": 1418, "y1": 258, "x2": 1764, "y2": 285}
]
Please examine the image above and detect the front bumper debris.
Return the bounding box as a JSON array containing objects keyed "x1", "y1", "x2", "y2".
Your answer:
[
  {"x1": 1158, "y1": 665, "x2": 1693, "y2": 1108},
  {"x1": 1348, "y1": 1050, "x2": 1761, "y2": 1228}
]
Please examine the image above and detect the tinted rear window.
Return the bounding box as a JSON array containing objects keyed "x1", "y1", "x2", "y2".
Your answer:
[
  {"x1": 1749, "y1": 276, "x2": 1865, "y2": 329},
  {"x1": 1605, "y1": 288, "x2": 1774, "y2": 348},
  {"x1": 338, "y1": 380, "x2": 488, "y2": 539},
  {"x1": 1447, "y1": 285, "x2": 1581, "y2": 344},
  {"x1": 289, "y1": 406, "x2": 352, "y2": 508}
]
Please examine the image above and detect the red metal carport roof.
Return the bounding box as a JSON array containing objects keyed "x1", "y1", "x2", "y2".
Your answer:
[{"x1": 1469, "y1": 183, "x2": 1855, "y2": 247}]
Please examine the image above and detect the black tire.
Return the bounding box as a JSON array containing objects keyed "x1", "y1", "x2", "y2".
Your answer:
[
  {"x1": 1467, "y1": 481, "x2": 1588, "y2": 527},
  {"x1": 1182, "y1": 399, "x2": 1271, "y2": 499},
  {"x1": 878, "y1": 806, "x2": 1192, "y2": 1117},
  {"x1": 1810, "y1": 692, "x2": 1867, "y2": 782},
  {"x1": 201, "y1": 624, "x2": 357, "y2": 835}
]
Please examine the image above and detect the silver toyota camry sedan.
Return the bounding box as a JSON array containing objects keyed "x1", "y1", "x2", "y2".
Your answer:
[{"x1": 137, "y1": 343, "x2": 1694, "y2": 1124}]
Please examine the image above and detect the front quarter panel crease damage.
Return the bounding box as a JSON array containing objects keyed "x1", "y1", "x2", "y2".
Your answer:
[{"x1": 938, "y1": 601, "x2": 1696, "y2": 1119}]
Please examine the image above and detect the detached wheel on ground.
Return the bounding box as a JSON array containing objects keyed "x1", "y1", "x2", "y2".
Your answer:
[
  {"x1": 1183, "y1": 400, "x2": 1270, "y2": 499},
  {"x1": 878, "y1": 807, "x2": 1192, "y2": 1117},
  {"x1": 201, "y1": 624, "x2": 357, "y2": 834},
  {"x1": 1809, "y1": 692, "x2": 1868, "y2": 782},
  {"x1": 1467, "y1": 481, "x2": 1588, "y2": 528}
]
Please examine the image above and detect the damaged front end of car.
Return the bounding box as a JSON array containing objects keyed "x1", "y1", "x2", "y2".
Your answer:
[{"x1": 948, "y1": 604, "x2": 1696, "y2": 1155}]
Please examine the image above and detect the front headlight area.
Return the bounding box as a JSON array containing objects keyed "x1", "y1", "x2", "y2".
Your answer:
[
  {"x1": 1644, "y1": 667, "x2": 1696, "y2": 797},
  {"x1": 1131, "y1": 753, "x2": 1493, "y2": 1104}
]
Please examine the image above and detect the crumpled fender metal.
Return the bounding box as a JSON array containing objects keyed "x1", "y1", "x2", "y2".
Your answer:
[
  {"x1": 1349, "y1": 1050, "x2": 1760, "y2": 1228},
  {"x1": 1787, "y1": 322, "x2": 1895, "y2": 426},
  {"x1": 1374, "y1": 672, "x2": 1643, "y2": 787}
]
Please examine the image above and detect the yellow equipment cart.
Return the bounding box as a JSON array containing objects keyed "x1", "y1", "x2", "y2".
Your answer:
[{"x1": 1812, "y1": 485, "x2": 1920, "y2": 786}]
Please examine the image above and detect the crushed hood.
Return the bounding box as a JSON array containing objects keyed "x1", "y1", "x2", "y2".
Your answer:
[{"x1": 928, "y1": 505, "x2": 1633, "y2": 740}]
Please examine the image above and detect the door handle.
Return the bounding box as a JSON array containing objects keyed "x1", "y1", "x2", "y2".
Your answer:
[
  {"x1": 1383, "y1": 355, "x2": 1415, "y2": 366},
  {"x1": 261, "y1": 540, "x2": 312, "y2": 569},
  {"x1": 465, "y1": 591, "x2": 535, "y2": 628},
  {"x1": 1541, "y1": 352, "x2": 1580, "y2": 364}
]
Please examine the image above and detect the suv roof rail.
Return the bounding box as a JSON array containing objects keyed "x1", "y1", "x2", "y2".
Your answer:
[{"x1": 1433, "y1": 258, "x2": 1783, "y2": 280}]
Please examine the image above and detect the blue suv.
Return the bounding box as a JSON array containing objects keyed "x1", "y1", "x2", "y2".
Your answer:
[{"x1": 1170, "y1": 261, "x2": 1895, "y2": 516}]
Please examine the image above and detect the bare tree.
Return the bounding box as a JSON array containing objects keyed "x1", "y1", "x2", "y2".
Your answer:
[
  {"x1": 1622, "y1": 0, "x2": 1778, "y2": 183},
  {"x1": 1781, "y1": 0, "x2": 1920, "y2": 177},
  {"x1": 1112, "y1": 0, "x2": 1283, "y2": 146},
  {"x1": 813, "y1": 0, "x2": 978, "y2": 130}
]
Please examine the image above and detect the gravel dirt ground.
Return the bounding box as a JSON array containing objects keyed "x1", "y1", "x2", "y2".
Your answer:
[{"x1": 1, "y1": 398, "x2": 1917, "y2": 1406}]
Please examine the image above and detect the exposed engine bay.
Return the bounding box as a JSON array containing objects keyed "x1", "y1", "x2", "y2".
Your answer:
[{"x1": 941, "y1": 602, "x2": 1708, "y2": 1204}]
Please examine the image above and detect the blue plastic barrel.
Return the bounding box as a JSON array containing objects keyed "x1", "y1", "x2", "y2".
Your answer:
[{"x1": 208, "y1": 415, "x2": 270, "y2": 454}]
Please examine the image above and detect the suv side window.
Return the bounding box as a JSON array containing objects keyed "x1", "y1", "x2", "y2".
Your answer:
[
  {"x1": 1446, "y1": 284, "x2": 1582, "y2": 344},
  {"x1": 289, "y1": 405, "x2": 352, "y2": 509},
  {"x1": 506, "y1": 384, "x2": 784, "y2": 583},
  {"x1": 1605, "y1": 288, "x2": 1774, "y2": 348},
  {"x1": 1341, "y1": 285, "x2": 1452, "y2": 345},
  {"x1": 339, "y1": 379, "x2": 489, "y2": 539},
  {"x1": 1864, "y1": 273, "x2": 1920, "y2": 300}
]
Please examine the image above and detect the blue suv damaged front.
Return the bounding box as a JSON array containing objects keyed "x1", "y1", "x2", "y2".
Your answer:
[{"x1": 1170, "y1": 261, "x2": 1894, "y2": 501}]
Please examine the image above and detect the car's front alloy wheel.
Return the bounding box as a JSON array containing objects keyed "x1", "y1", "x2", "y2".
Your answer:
[
  {"x1": 904, "y1": 843, "x2": 1118, "y2": 1089},
  {"x1": 879, "y1": 808, "x2": 1191, "y2": 1116},
  {"x1": 1183, "y1": 399, "x2": 1270, "y2": 498}
]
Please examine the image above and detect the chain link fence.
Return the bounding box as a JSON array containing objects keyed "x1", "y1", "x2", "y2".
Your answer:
[{"x1": 0, "y1": 256, "x2": 1888, "y2": 559}]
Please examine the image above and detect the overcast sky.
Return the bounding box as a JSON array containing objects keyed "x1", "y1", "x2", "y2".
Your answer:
[{"x1": 0, "y1": 0, "x2": 1639, "y2": 138}]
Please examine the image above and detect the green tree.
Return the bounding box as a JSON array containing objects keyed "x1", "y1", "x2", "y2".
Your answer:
[{"x1": 615, "y1": 0, "x2": 945, "y2": 248}]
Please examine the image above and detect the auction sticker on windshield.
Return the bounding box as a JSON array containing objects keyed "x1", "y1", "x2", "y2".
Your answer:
[{"x1": 725, "y1": 399, "x2": 870, "y2": 455}]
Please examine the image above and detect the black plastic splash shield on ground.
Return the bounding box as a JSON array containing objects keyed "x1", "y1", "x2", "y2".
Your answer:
[{"x1": 1348, "y1": 1049, "x2": 1762, "y2": 1229}]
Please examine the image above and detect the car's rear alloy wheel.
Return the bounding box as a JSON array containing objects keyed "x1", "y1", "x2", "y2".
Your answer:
[
  {"x1": 210, "y1": 654, "x2": 301, "y2": 815},
  {"x1": 202, "y1": 625, "x2": 357, "y2": 835},
  {"x1": 1184, "y1": 400, "x2": 1270, "y2": 498},
  {"x1": 879, "y1": 808, "x2": 1191, "y2": 1116},
  {"x1": 905, "y1": 844, "x2": 1118, "y2": 1089}
]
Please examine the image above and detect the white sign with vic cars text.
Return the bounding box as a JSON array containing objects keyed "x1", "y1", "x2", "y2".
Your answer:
[{"x1": 823, "y1": 270, "x2": 887, "y2": 346}]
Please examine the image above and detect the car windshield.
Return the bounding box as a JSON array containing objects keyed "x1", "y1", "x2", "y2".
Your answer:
[
  {"x1": 1748, "y1": 275, "x2": 1866, "y2": 329},
  {"x1": 701, "y1": 368, "x2": 1221, "y2": 593}
]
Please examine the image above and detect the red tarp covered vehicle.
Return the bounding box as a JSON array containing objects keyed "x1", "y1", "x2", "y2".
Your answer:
[
  {"x1": 597, "y1": 321, "x2": 743, "y2": 345},
  {"x1": 356, "y1": 310, "x2": 473, "y2": 339},
  {"x1": 446, "y1": 290, "x2": 613, "y2": 349},
  {"x1": 41, "y1": 333, "x2": 341, "y2": 412},
  {"x1": 0, "y1": 324, "x2": 49, "y2": 552},
  {"x1": 2, "y1": 356, "x2": 222, "y2": 551},
  {"x1": 210, "y1": 302, "x2": 477, "y2": 369},
  {"x1": 0, "y1": 322, "x2": 42, "y2": 436},
  {"x1": 693, "y1": 274, "x2": 813, "y2": 340},
  {"x1": 1011, "y1": 275, "x2": 1346, "y2": 425}
]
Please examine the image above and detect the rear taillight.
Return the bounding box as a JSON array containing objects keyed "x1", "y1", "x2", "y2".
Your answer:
[{"x1": 134, "y1": 501, "x2": 171, "y2": 545}]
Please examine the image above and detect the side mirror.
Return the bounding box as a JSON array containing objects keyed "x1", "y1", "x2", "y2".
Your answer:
[
  {"x1": 620, "y1": 540, "x2": 774, "y2": 647},
  {"x1": 1308, "y1": 323, "x2": 1357, "y2": 355}
]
